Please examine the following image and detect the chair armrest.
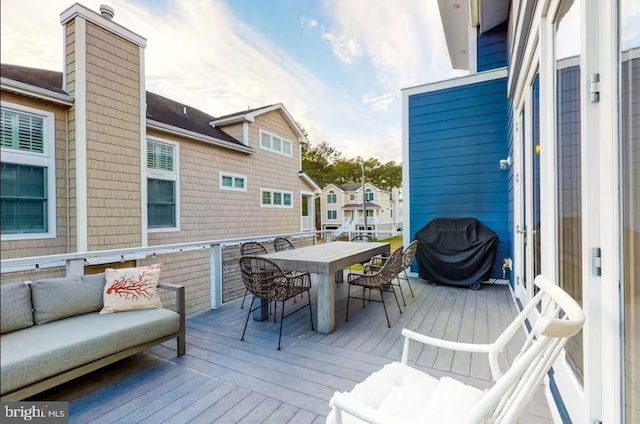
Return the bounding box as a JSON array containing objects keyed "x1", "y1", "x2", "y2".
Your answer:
[
  {"x1": 401, "y1": 328, "x2": 493, "y2": 354},
  {"x1": 158, "y1": 283, "x2": 186, "y2": 355},
  {"x1": 330, "y1": 392, "x2": 406, "y2": 424}
]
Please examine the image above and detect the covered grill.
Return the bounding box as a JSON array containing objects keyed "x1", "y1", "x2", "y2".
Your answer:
[{"x1": 415, "y1": 218, "x2": 498, "y2": 289}]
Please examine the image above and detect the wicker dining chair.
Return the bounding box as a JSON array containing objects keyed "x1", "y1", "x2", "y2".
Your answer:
[
  {"x1": 239, "y1": 256, "x2": 314, "y2": 350},
  {"x1": 368, "y1": 240, "x2": 418, "y2": 306},
  {"x1": 346, "y1": 248, "x2": 403, "y2": 328},
  {"x1": 239, "y1": 242, "x2": 268, "y2": 309},
  {"x1": 273, "y1": 237, "x2": 295, "y2": 252}
]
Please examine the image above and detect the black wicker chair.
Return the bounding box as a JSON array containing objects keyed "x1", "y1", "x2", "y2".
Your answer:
[
  {"x1": 239, "y1": 242, "x2": 268, "y2": 309},
  {"x1": 368, "y1": 240, "x2": 418, "y2": 306},
  {"x1": 346, "y1": 248, "x2": 403, "y2": 328},
  {"x1": 239, "y1": 256, "x2": 314, "y2": 350},
  {"x1": 273, "y1": 237, "x2": 295, "y2": 252}
]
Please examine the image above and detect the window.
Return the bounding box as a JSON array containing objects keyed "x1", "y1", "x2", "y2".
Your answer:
[
  {"x1": 147, "y1": 139, "x2": 179, "y2": 231},
  {"x1": 261, "y1": 189, "x2": 293, "y2": 208},
  {"x1": 365, "y1": 188, "x2": 374, "y2": 202},
  {"x1": 259, "y1": 129, "x2": 293, "y2": 157},
  {"x1": 1, "y1": 103, "x2": 56, "y2": 240},
  {"x1": 327, "y1": 190, "x2": 337, "y2": 204},
  {"x1": 220, "y1": 171, "x2": 247, "y2": 192},
  {"x1": 327, "y1": 210, "x2": 337, "y2": 220},
  {"x1": 349, "y1": 194, "x2": 356, "y2": 201},
  {"x1": 366, "y1": 210, "x2": 374, "y2": 218}
]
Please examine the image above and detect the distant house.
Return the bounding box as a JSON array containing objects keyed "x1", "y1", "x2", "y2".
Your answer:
[
  {"x1": 319, "y1": 182, "x2": 401, "y2": 237},
  {"x1": 0, "y1": 4, "x2": 320, "y2": 310}
]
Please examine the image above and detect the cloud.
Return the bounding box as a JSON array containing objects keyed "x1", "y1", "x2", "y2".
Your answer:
[
  {"x1": 321, "y1": 0, "x2": 464, "y2": 91},
  {"x1": 320, "y1": 30, "x2": 362, "y2": 64},
  {"x1": 301, "y1": 17, "x2": 319, "y2": 28},
  {"x1": 361, "y1": 92, "x2": 393, "y2": 111}
]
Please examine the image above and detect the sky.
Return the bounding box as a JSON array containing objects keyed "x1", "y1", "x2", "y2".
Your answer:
[{"x1": 0, "y1": 0, "x2": 465, "y2": 164}]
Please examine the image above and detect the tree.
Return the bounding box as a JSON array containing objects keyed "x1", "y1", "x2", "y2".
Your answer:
[{"x1": 302, "y1": 141, "x2": 402, "y2": 191}]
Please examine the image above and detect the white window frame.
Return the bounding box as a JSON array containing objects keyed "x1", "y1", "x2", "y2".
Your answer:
[
  {"x1": 260, "y1": 188, "x2": 293, "y2": 208},
  {"x1": 365, "y1": 188, "x2": 374, "y2": 202},
  {"x1": 327, "y1": 210, "x2": 338, "y2": 220},
  {"x1": 146, "y1": 137, "x2": 180, "y2": 232},
  {"x1": 327, "y1": 190, "x2": 337, "y2": 204},
  {"x1": 219, "y1": 171, "x2": 247, "y2": 192},
  {"x1": 1, "y1": 101, "x2": 56, "y2": 241},
  {"x1": 259, "y1": 129, "x2": 293, "y2": 157}
]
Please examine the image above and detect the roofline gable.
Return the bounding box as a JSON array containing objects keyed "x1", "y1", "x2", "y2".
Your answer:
[
  {"x1": 299, "y1": 171, "x2": 321, "y2": 193},
  {"x1": 1, "y1": 77, "x2": 74, "y2": 106}
]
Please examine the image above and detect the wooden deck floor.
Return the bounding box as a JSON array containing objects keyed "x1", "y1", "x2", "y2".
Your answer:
[{"x1": 36, "y1": 278, "x2": 553, "y2": 423}]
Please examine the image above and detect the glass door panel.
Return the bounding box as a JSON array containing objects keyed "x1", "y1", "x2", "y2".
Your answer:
[
  {"x1": 555, "y1": 0, "x2": 584, "y2": 383},
  {"x1": 621, "y1": 0, "x2": 640, "y2": 419}
]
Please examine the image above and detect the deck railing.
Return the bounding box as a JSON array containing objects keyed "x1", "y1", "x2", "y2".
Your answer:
[{"x1": 1, "y1": 229, "x2": 401, "y2": 312}]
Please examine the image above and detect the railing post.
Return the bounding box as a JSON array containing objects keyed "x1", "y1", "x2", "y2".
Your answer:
[
  {"x1": 66, "y1": 259, "x2": 84, "y2": 277},
  {"x1": 210, "y1": 244, "x2": 223, "y2": 309}
]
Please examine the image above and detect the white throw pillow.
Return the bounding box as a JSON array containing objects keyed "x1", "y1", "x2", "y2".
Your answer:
[{"x1": 100, "y1": 264, "x2": 163, "y2": 314}]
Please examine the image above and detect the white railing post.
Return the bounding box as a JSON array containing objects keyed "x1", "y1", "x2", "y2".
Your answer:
[
  {"x1": 210, "y1": 244, "x2": 223, "y2": 309},
  {"x1": 66, "y1": 259, "x2": 84, "y2": 277}
]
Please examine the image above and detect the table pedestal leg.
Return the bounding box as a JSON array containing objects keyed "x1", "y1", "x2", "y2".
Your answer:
[
  {"x1": 317, "y1": 273, "x2": 336, "y2": 334},
  {"x1": 252, "y1": 298, "x2": 269, "y2": 321}
]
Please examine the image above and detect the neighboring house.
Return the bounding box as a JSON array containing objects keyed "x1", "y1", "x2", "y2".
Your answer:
[
  {"x1": 319, "y1": 182, "x2": 401, "y2": 237},
  {"x1": 0, "y1": 4, "x2": 320, "y2": 311},
  {"x1": 403, "y1": 0, "x2": 638, "y2": 423}
]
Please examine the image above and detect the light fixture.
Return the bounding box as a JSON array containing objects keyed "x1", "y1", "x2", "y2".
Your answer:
[
  {"x1": 453, "y1": 3, "x2": 460, "y2": 9},
  {"x1": 499, "y1": 156, "x2": 512, "y2": 170}
]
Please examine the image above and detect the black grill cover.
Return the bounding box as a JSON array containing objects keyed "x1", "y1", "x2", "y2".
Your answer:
[{"x1": 415, "y1": 218, "x2": 498, "y2": 287}]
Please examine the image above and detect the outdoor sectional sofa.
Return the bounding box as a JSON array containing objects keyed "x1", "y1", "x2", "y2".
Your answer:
[{"x1": 0, "y1": 273, "x2": 185, "y2": 401}]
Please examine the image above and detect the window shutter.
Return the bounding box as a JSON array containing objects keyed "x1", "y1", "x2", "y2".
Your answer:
[
  {"x1": 1, "y1": 109, "x2": 44, "y2": 153},
  {"x1": 147, "y1": 141, "x2": 174, "y2": 172}
]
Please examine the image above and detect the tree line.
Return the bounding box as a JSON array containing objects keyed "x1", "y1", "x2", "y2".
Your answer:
[{"x1": 302, "y1": 141, "x2": 402, "y2": 191}]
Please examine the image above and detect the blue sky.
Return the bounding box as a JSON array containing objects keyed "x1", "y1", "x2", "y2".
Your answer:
[{"x1": 1, "y1": 0, "x2": 465, "y2": 162}]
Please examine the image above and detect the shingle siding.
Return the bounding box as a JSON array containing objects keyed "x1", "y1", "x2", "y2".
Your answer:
[
  {"x1": 408, "y1": 77, "x2": 510, "y2": 279},
  {"x1": 477, "y1": 23, "x2": 508, "y2": 72}
]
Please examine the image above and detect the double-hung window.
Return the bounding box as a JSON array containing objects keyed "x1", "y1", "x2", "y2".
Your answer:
[
  {"x1": 259, "y1": 129, "x2": 293, "y2": 156},
  {"x1": 1, "y1": 103, "x2": 56, "y2": 240},
  {"x1": 147, "y1": 138, "x2": 179, "y2": 231},
  {"x1": 327, "y1": 210, "x2": 337, "y2": 220},
  {"x1": 261, "y1": 189, "x2": 293, "y2": 208}
]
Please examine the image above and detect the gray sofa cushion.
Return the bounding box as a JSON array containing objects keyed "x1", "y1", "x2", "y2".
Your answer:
[
  {"x1": 0, "y1": 308, "x2": 180, "y2": 395},
  {"x1": 1, "y1": 282, "x2": 33, "y2": 334},
  {"x1": 31, "y1": 275, "x2": 105, "y2": 325}
]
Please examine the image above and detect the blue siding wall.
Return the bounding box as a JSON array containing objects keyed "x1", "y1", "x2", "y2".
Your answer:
[
  {"x1": 477, "y1": 22, "x2": 508, "y2": 72},
  {"x1": 506, "y1": 98, "x2": 515, "y2": 286},
  {"x1": 408, "y1": 77, "x2": 510, "y2": 280}
]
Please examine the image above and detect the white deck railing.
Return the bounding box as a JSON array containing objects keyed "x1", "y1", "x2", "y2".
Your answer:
[{"x1": 1, "y1": 229, "x2": 401, "y2": 310}]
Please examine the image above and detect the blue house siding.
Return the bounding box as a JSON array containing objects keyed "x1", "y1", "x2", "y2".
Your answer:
[
  {"x1": 477, "y1": 22, "x2": 508, "y2": 72},
  {"x1": 506, "y1": 98, "x2": 515, "y2": 286},
  {"x1": 408, "y1": 77, "x2": 510, "y2": 280}
]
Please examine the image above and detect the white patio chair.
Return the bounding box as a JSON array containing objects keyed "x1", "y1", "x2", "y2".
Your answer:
[{"x1": 326, "y1": 275, "x2": 585, "y2": 424}]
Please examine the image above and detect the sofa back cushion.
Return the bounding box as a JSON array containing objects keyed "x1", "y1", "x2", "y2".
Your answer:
[
  {"x1": 1, "y1": 281, "x2": 34, "y2": 334},
  {"x1": 31, "y1": 274, "x2": 105, "y2": 325}
]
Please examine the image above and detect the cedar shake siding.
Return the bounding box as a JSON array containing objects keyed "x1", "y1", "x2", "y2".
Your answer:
[{"x1": 83, "y1": 21, "x2": 142, "y2": 250}]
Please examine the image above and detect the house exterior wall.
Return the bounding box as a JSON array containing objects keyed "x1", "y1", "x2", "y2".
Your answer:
[
  {"x1": 0, "y1": 92, "x2": 72, "y2": 260},
  {"x1": 407, "y1": 76, "x2": 510, "y2": 279},
  {"x1": 83, "y1": 22, "x2": 142, "y2": 250},
  {"x1": 477, "y1": 22, "x2": 508, "y2": 72}
]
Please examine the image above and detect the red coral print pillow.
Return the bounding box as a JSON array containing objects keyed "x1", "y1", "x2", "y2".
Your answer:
[{"x1": 100, "y1": 264, "x2": 163, "y2": 314}]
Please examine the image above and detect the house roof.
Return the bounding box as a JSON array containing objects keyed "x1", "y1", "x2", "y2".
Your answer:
[
  {"x1": 145, "y1": 92, "x2": 242, "y2": 145},
  {"x1": 337, "y1": 183, "x2": 362, "y2": 192},
  {"x1": 342, "y1": 202, "x2": 381, "y2": 210},
  {"x1": 211, "y1": 103, "x2": 310, "y2": 144},
  {"x1": 1, "y1": 63, "x2": 243, "y2": 146},
  {"x1": 1, "y1": 64, "x2": 66, "y2": 94}
]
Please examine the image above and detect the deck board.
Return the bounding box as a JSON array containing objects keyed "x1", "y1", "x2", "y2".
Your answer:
[{"x1": 32, "y1": 278, "x2": 552, "y2": 423}]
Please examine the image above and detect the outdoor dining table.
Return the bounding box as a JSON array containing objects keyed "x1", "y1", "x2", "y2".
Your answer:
[{"x1": 259, "y1": 241, "x2": 390, "y2": 334}]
